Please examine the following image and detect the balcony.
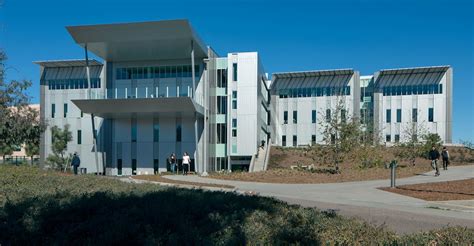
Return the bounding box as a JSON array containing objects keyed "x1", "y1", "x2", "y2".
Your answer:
[{"x1": 72, "y1": 86, "x2": 205, "y2": 118}]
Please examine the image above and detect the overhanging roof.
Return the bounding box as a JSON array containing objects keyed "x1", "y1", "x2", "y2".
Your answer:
[
  {"x1": 34, "y1": 59, "x2": 102, "y2": 68},
  {"x1": 271, "y1": 69, "x2": 355, "y2": 91},
  {"x1": 375, "y1": 65, "x2": 450, "y2": 87},
  {"x1": 66, "y1": 19, "x2": 208, "y2": 61},
  {"x1": 72, "y1": 97, "x2": 204, "y2": 118}
]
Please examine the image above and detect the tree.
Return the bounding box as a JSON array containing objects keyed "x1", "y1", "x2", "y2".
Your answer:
[
  {"x1": 46, "y1": 125, "x2": 72, "y2": 171},
  {"x1": 319, "y1": 98, "x2": 362, "y2": 172},
  {"x1": 422, "y1": 133, "x2": 442, "y2": 154},
  {"x1": 396, "y1": 122, "x2": 428, "y2": 166},
  {"x1": 0, "y1": 50, "x2": 46, "y2": 164}
]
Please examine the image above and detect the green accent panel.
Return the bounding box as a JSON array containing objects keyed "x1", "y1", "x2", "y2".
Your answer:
[
  {"x1": 232, "y1": 144, "x2": 237, "y2": 154},
  {"x1": 216, "y1": 58, "x2": 228, "y2": 69},
  {"x1": 215, "y1": 144, "x2": 227, "y2": 157},
  {"x1": 216, "y1": 88, "x2": 227, "y2": 96},
  {"x1": 216, "y1": 114, "x2": 226, "y2": 124}
]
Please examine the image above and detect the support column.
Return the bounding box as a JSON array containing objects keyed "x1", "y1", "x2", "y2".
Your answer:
[
  {"x1": 85, "y1": 45, "x2": 101, "y2": 175},
  {"x1": 191, "y1": 40, "x2": 199, "y2": 173}
]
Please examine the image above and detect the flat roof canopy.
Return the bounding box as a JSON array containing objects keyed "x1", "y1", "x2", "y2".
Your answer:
[
  {"x1": 72, "y1": 97, "x2": 204, "y2": 118},
  {"x1": 67, "y1": 20, "x2": 208, "y2": 61}
]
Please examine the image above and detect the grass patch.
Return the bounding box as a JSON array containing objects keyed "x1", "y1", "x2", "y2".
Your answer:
[
  {"x1": 133, "y1": 175, "x2": 235, "y2": 189},
  {"x1": 1, "y1": 165, "x2": 473, "y2": 244}
]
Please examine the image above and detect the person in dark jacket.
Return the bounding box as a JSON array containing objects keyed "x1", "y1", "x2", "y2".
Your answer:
[
  {"x1": 441, "y1": 146, "x2": 450, "y2": 170},
  {"x1": 429, "y1": 146, "x2": 440, "y2": 176},
  {"x1": 169, "y1": 153, "x2": 177, "y2": 174},
  {"x1": 71, "y1": 153, "x2": 81, "y2": 175}
]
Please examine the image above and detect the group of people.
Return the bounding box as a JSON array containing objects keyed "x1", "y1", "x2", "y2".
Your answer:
[
  {"x1": 428, "y1": 146, "x2": 450, "y2": 176},
  {"x1": 168, "y1": 152, "x2": 191, "y2": 175}
]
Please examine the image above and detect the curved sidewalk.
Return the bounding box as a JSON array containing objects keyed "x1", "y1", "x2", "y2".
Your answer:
[{"x1": 164, "y1": 165, "x2": 474, "y2": 234}]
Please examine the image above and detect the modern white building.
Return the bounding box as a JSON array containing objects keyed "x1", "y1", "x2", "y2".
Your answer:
[{"x1": 36, "y1": 20, "x2": 452, "y2": 175}]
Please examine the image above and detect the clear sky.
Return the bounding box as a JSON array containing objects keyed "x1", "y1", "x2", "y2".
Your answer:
[{"x1": 1, "y1": 0, "x2": 473, "y2": 142}]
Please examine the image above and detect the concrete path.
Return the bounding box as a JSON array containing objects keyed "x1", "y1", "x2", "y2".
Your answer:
[{"x1": 164, "y1": 165, "x2": 474, "y2": 234}]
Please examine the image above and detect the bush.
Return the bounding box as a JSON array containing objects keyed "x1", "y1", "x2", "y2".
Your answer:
[{"x1": 0, "y1": 166, "x2": 472, "y2": 245}]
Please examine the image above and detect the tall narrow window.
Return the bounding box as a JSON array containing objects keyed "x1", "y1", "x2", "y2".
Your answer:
[
  {"x1": 153, "y1": 122, "x2": 159, "y2": 142},
  {"x1": 132, "y1": 159, "x2": 137, "y2": 175},
  {"x1": 293, "y1": 135, "x2": 297, "y2": 147},
  {"x1": 51, "y1": 104, "x2": 55, "y2": 118},
  {"x1": 232, "y1": 119, "x2": 237, "y2": 128},
  {"x1": 386, "y1": 134, "x2": 391, "y2": 142},
  {"x1": 282, "y1": 135, "x2": 286, "y2": 146},
  {"x1": 293, "y1": 111, "x2": 297, "y2": 124},
  {"x1": 326, "y1": 109, "x2": 331, "y2": 122},
  {"x1": 395, "y1": 134, "x2": 400, "y2": 142},
  {"x1": 412, "y1": 108, "x2": 418, "y2": 122},
  {"x1": 232, "y1": 63, "x2": 238, "y2": 81},
  {"x1": 131, "y1": 118, "x2": 137, "y2": 142},
  {"x1": 232, "y1": 129, "x2": 237, "y2": 137},
  {"x1": 176, "y1": 124, "x2": 182, "y2": 142},
  {"x1": 232, "y1": 91, "x2": 237, "y2": 99},
  {"x1": 153, "y1": 159, "x2": 159, "y2": 174},
  {"x1": 283, "y1": 111, "x2": 288, "y2": 124},
  {"x1": 386, "y1": 109, "x2": 391, "y2": 123},
  {"x1": 311, "y1": 135, "x2": 316, "y2": 144},
  {"x1": 312, "y1": 110, "x2": 316, "y2": 124},
  {"x1": 428, "y1": 108, "x2": 434, "y2": 122},
  {"x1": 232, "y1": 100, "x2": 237, "y2": 109},
  {"x1": 117, "y1": 159, "x2": 122, "y2": 175},
  {"x1": 80, "y1": 111, "x2": 83, "y2": 118},
  {"x1": 341, "y1": 109, "x2": 346, "y2": 123},
  {"x1": 77, "y1": 130, "x2": 82, "y2": 145},
  {"x1": 63, "y1": 103, "x2": 68, "y2": 118},
  {"x1": 396, "y1": 109, "x2": 401, "y2": 123}
]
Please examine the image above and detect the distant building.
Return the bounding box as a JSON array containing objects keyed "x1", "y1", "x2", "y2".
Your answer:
[{"x1": 35, "y1": 20, "x2": 452, "y2": 175}]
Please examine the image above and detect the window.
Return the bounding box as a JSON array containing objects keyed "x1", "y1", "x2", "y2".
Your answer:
[
  {"x1": 80, "y1": 111, "x2": 83, "y2": 118},
  {"x1": 232, "y1": 119, "x2": 237, "y2": 128},
  {"x1": 386, "y1": 109, "x2": 391, "y2": 123},
  {"x1": 283, "y1": 111, "x2": 288, "y2": 124},
  {"x1": 117, "y1": 159, "x2": 122, "y2": 176},
  {"x1": 396, "y1": 109, "x2": 401, "y2": 123},
  {"x1": 63, "y1": 103, "x2": 68, "y2": 118},
  {"x1": 326, "y1": 109, "x2": 331, "y2": 122},
  {"x1": 232, "y1": 100, "x2": 237, "y2": 109},
  {"x1": 51, "y1": 104, "x2": 55, "y2": 118},
  {"x1": 312, "y1": 110, "x2": 316, "y2": 123},
  {"x1": 311, "y1": 135, "x2": 316, "y2": 144},
  {"x1": 282, "y1": 135, "x2": 286, "y2": 146},
  {"x1": 293, "y1": 135, "x2": 297, "y2": 147},
  {"x1": 232, "y1": 91, "x2": 237, "y2": 109},
  {"x1": 232, "y1": 63, "x2": 238, "y2": 81},
  {"x1": 77, "y1": 130, "x2": 82, "y2": 145},
  {"x1": 176, "y1": 125, "x2": 182, "y2": 142},
  {"x1": 412, "y1": 108, "x2": 418, "y2": 122},
  {"x1": 232, "y1": 91, "x2": 237, "y2": 99},
  {"x1": 395, "y1": 134, "x2": 400, "y2": 142},
  {"x1": 153, "y1": 159, "x2": 159, "y2": 174},
  {"x1": 386, "y1": 134, "x2": 391, "y2": 142},
  {"x1": 232, "y1": 129, "x2": 237, "y2": 137},
  {"x1": 153, "y1": 122, "x2": 159, "y2": 142},
  {"x1": 217, "y1": 123, "x2": 227, "y2": 143},
  {"x1": 428, "y1": 108, "x2": 434, "y2": 122},
  {"x1": 293, "y1": 111, "x2": 297, "y2": 124},
  {"x1": 341, "y1": 109, "x2": 346, "y2": 123},
  {"x1": 131, "y1": 118, "x2": 137, "y2": 142}
]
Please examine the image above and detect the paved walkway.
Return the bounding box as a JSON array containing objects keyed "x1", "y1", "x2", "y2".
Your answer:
[{"x1": 164, "y1": 166, "x2": 474, "y2": 234}]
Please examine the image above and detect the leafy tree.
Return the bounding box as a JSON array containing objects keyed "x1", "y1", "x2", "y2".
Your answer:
[
  {"x1": 0, "y1": 50, "x2": 46, "y2": 164},
  {"x1": 319, "y1": 98, "x2": 362, "y2": 172},
  {"x1": 46, "y1": 125, "x2": 72, "y2": 171},
  {"x1": 396, "y1": 122, "x2": 428, "y2": 166},
  {"x1": 422, "y1": 133, "x2": 442, "y2": 154}
]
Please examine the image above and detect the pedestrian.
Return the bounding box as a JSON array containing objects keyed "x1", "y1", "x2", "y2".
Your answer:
[
  {"x1": 441, "y1": 146, "x2": 450, "y2": 170},
  {"x1": 169, "y1": 153, "x2": 177, "y2": 174},
  {"x1": 71, "y1": 152, "x2": 81, "y2": 175},
  {"x1": 182, "y1": 152, "x2": 190, "y2": 175},
  {"x1": 429, "y1": 146, "x2": 440, "y2": 176}
]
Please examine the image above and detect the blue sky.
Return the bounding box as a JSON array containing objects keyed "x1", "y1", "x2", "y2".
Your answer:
[{"x1": 1, "y1": 0, "x2": 473, "y2": 142}]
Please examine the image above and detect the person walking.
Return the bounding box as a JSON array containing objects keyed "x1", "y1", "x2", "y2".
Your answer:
[
  {"x1": 71, "y1": 153, "x2": 81, "y2": 175},
  {"x1": 429, "y1": 146, "x2": 441, "y2": 176},
  {"x1": 169, "y1": 153, "x2": 177, "y2": 174},
  {"x1": 441, "y1": 146, "x2": 450, "y2": 170},
  {"x1": 182, "y1": 152, "x2": 190, "y2": 175}
]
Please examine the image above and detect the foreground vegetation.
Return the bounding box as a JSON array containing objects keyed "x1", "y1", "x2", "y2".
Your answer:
[{"x1": 1, "y1": 165, "x2": 473, "y2": 245}]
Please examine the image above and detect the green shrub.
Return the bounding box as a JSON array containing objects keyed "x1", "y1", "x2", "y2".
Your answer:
[{"x1": 0, "y1": 165, "x2": 472, "y2": 245}]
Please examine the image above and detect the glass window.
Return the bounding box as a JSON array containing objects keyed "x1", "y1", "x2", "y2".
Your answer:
[
  {"x1": 63, "y1": 103, "x2": 68, "y2": 118},
  {"x1": 177, "y1": 66, "x2": 182, "y2": 77},
  {"x1": 311, "y1": 135, "x2": 316, "y2": 144},
  {"x1": 154, "y1": 67, "x2": 160, "y2": 78},
  {"x1": 312, "y1": 110, "x2": 316, "y2": 123},
  {"x1": 159, "y1": 67, "x2": 166, "y2": 78},
  {"x1": 428, "y1": 108, "x2": 434, "y2": 122},
  {"x1": 117, "y1": 159, "x2": 122, "y2": 175},
  {"x1": 386, "y1": 134, "x2": 391, "y2": 142},
  {"x1": 232, "y1": 100, "x2": 237, "y2": 109},
  {"x1": 282, "y1": 135, "x2": 286, "y2": 147},
  {"x1": 283, "y1": 111, "x2": 288, "y2": 124},
  {"x1": 51, "y1": 104, "x2": 55, "y2": 118},
  {"x1": 232, "y1": 91, "x2": 237, "y2": 99},
  {"x1": 293, "y1": 111, "x2": 297, "y2": 124},
  {"x1": 131, "y1": 118, "x2": 137, "y2": 142},
  {"x1": 341, "y1": 109, "x2": 346, "y2": 123},
  {"x1": 386, "y1": 109, "x2": 391, "y2": 123},
  {"x1": 395, "y1": 134, "x2": 400, "y2": 142},
  {"x1": 412, "y1": 108, "x2": 418, "y2": 122},
  {"x1": 171, "y1": 66, "x2": 177, "y2": 78},
  {"x1": 326, "y1": 109, "x2": 331, "y2": 122},
  {"x1": 232, "y1": 63, "x2": 238, "y2": 81},
  {"x1": 153, "y1": 122, "x2": 159, "y2": 142},
  {"x1": 396, "y1": 109, "x2": 401, "y2": 123},
  {"x1": 176, "y1": 124, "x2": 182, "y2": 142},
  {"x1": 77, "y1": 130, "x2": 82, "y2": 145},
  {"x1": 293, "y1": 135, "x2": 297, "y2": 147},
  {"x1": 439, "y1": 84, "x2": 443, "y2": 94},
  {"x1": 232, "y1": 129, "x2": 237, "y2": 137},
  {"x1": 232, "y1": 119, "x2": 237, "y2": 128},
  {"x1": 132, "y1": 159, "x2": 137, "y2": 175}
]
